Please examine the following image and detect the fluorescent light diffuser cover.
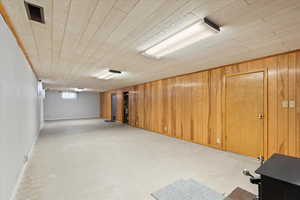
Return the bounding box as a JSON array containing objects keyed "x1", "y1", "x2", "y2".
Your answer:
[
  {"x1": 143, "y1": 20, "x2": 219, "y2": 58},
  {"x1": 94, "y1": 69, "x2": 123, "y2": 80},
  {"x1": 73, "y1": 88, "x2": 87, "y2": 92}
]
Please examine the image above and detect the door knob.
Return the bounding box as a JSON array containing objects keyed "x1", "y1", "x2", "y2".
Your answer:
[{"x1": 257, "y1": 114, "x2": 264, "y2": 119}]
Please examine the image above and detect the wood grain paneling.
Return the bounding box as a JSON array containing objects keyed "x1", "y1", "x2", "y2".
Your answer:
[
  {"x1": 288, "y1": 53, "x2": 296, "y2": 156},
  {"x1": 100, "y1": 92, "x2": 106, "y2": 118},
  {"x1": 129, "y1": 87, "x2": 137, "y2": 126},
  {"x1": 277, "y1": 54, "x2": 290, "y2": 155},
  {"x1": 164, "y1": 78, "x2": 176, "y2": 137},
  {"x1": 161, "y1": 79, "x2": 169, "y2": 135},
  {"x1": 182, "y1": 75, "x2": 192, "y2": 141},
  {"x1": 101, "y1": 91, "x2": 112, "y2": 120},
  {"x1": 100, "y1": 50, "x2": 300, "y2": 159},
  {"x1": 136, "y1": 84, "x2": 145, "y2": 128},
  {"x1": 209, "y1": 68, "x2": 224, "y2": 148},
  {"x1": 151, "y1": 81, "x2": 163, "y2": 134},
  {"x1": 191, "y1": 71, "x2": 209, "y2": 145},
  {"x1": 116, "y1": 91, "x2": 124, "y2": 122},
  {"x1": 267, "y1": 57, "x2": 278, "y2": 157},
  {"x1": 100, "y1": 92, "x2": 104, "y2": 118},
  {"x1": 175, "y1": 76, "x2": 185, "y2": 139},
  {"x1": 144, "y1": 82, "x2": 152, "y2": 131},
  {"x1": 296, "y1": 52, "x2": 300, "y2": 157}
]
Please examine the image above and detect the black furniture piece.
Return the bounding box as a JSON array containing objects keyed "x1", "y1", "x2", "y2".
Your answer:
[{"x1": 255, "y1": 154, "x2": 300, "y2": 200}]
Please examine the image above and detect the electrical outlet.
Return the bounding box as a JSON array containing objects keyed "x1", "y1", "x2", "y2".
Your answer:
[{"x1": 217, "y1": 137, "x2": 221, "y2": 144}]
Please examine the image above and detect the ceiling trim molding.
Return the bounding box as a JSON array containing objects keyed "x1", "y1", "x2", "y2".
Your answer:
[{"x1": 0, "y1": 1, "x2": 38, "y2": 79}]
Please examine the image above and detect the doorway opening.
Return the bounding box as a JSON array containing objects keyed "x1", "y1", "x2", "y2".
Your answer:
[
  {"x1": 111, "y1": 93, "x2": 117, "y2": 121},
  {"x1": 123, "y1": 91, "x2": 129, "y2": 124}
]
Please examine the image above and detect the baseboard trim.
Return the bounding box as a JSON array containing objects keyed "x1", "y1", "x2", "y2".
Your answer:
[{"x1": 9, "y1": 132, "x2": 40, "y2": 200}]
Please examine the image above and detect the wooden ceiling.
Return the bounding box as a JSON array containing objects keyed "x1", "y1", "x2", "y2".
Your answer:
[{"x1": 2, "y1": 0, "x2": 300, "y2": 91}]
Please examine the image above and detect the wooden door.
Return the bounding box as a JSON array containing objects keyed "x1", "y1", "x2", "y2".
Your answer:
[{"x1": 225, "y1": 71, "x2": 264, "y2": 157}]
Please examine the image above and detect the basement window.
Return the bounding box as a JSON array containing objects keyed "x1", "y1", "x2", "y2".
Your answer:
[
  {"x1": 24, "y1": 2, "x2": 45, "y2": 24},
  {"x1": 61, "y1": 92, "x2": 77, "y2": 100}
]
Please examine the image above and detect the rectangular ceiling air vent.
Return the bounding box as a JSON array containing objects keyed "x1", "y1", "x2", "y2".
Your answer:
[{"x1": 24, "y1": 1, "x2": 45, "y2": 24}]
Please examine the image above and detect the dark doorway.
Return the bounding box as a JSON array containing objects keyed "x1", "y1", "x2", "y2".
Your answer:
[
  {"x1": 123, "y1": 92, "x2": 129, "y2": 124},
  {"x1": 111, "y1": 93, "x2": 117, "y2": 121}
]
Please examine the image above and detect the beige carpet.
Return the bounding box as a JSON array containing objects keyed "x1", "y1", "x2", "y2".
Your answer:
[{"x1": 15, "y1": 119, "x2": 258, "y2": 200}]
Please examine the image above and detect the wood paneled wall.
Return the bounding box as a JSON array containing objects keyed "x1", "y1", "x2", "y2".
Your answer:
[{"x1": 100, "y1": 50, "x2": 300, "y2": 158}]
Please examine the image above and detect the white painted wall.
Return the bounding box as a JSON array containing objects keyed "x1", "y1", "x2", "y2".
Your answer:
[
  {"x1": 0, "y1": 16, "x2": 41, "y2": 200},
  {"x1": 44, "y1": 91, "x2": 100, "y2": 120}
]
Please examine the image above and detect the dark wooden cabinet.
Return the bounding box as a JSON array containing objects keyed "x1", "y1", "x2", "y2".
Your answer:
[{"x1": 256, "y1": 154, "x2": 300, "y2": 200}]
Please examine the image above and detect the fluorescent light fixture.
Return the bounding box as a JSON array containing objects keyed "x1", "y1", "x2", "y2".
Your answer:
[
  {"x1": 142, "y1": 17, "x2": 220, "y2": 58},
  {"x1": 73, "y1": 88, "x2": 87, "y2": 92},
  {"x1": 94, "y1": 69, "x2": 123, "y2": 80}
]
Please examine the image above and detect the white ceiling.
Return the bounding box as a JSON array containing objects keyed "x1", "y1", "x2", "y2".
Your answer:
[{"x1": 2, "y1": 0, "x2": 300, "y2": 91}]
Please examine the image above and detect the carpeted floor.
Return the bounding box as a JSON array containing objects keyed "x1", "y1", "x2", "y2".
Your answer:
[{"x1": 15, "y1": 119, "x2": 258, "y2": 200}]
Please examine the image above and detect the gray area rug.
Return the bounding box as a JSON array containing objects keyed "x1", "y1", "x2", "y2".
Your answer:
[{"x1": 151, "y1": 179, "x2": 224, "y2": 200}]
